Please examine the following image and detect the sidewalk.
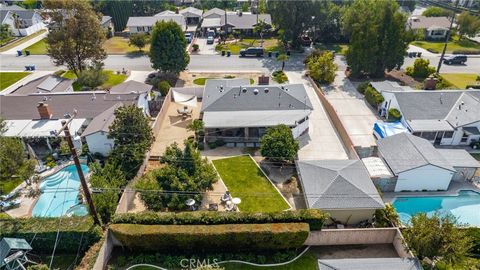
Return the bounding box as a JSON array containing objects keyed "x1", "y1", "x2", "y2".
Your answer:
[{"x1": 1, "y1": 31, "x2": 47, "y2": 55}]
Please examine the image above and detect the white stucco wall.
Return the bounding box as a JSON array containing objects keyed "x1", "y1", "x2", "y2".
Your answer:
[
  {"x1": 85, "y1": 132, "x2": 114, "y2": 157},
  {"x1": 291, "y1": 118, "x2": 309, "y2": 139},
  {"x1": 395, "y1": 164, "x2": 454, "y2": 192}
]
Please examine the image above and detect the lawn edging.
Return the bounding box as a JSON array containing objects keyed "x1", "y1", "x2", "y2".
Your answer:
[{"x1": 211, "y1": 154, "x2": 292, "y2": 212}]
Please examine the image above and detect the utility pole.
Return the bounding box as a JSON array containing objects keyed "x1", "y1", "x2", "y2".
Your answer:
[
  {"x1": 436, "y1": 0, "x2": 459, "y2": 73},
  {"x1": 58, "y1": 118, "x2": 101, "y2": 226}
]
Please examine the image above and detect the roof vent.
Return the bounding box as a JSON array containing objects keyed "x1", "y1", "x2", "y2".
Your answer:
[
  {"x1": 285, "y1": 87, "x2": 289, "y2": 91},
  {"x1": 253, "y1": 89, "x2": 259, "y2": 95},
  {"x1": 242, "y1": 87, "x2": 247, "y2": 93},
  {"x1": 264, "y1": 88, "x2": 269, "y2": 93},
  {"x1": 219, "y1": 85, "x2": 224, "y2": 92}
]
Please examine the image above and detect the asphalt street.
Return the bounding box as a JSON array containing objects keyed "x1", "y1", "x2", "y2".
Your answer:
[{"x1": 0, "y1": 53, "x2": 478, "y2": 73}]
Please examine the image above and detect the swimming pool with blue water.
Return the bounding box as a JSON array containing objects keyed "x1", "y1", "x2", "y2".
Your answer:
[
  {"x1": 32, "y1": 164, "x2": 89, "y2": 217},
  {"x1": 393, "y1": 190, "x2": 480, "y2": 227}
]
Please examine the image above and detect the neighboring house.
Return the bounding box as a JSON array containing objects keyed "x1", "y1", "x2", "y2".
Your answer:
[
  {"x1": 0, "y1": 8, "x2": 45, "y2": 36},
  {"x1": 200, "y1": 9, "x2": 272, "y2": 35},
  {"x1": 199, "y1": 79, "x2": 312, "y2": 147},
  {"x1": 101, "y1": 15, "x2": 113, "y2": 36},
  {"x1": 8, "y1": 75, "x2": 74, "y2": 95},
  {"x1": 179, "y1": 7, "x2": 202, "y2": 25},
  {"x1": 407, "y1": 15, "x2": 450, "y2": 40},
  {"x1": 0, "y1": 80, "x2": 152, "y2": 157},
  {"x1": 126, "y1": 12, "x2": 186, "y2": 34},
  {"x1": 454, "y1": 0, "x2": 477, "y2": 8},
  {"x1": 377, "y1": 133, "x2": 456, "y2": 192},
  {"x1": 82, "y1": 103, "x2": 121, "y2": 156},
  {"x1": 318, "y1": 258, "x2": 423, "y2": 270},
  {"x1": 378, "y1": 88, "x2": 480, "y2": 146},
  {"x1": 296, "y1": 159, "x2": 384, "y2": 224}
]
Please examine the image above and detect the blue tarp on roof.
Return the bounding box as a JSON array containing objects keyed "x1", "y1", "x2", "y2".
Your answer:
[{"x1": 373, "y1": 122, "x2": 409, "y2": 139}]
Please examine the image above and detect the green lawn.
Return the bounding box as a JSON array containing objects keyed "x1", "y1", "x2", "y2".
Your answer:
[
  {"x1": 0, "y1": 72, "x2": 31, "y2": 91},
  {"x1": 0, "y1": 178, "x2": 24, "y2": 195},
  {"x1": 212, "y1": 155, "x2": 290, "y2": 212},
  {"x1": 0, "y1": 29, "x2": 46, "y2": 52},
  {"x1": 440, "y1": 73, "x2": 479, "y2": 89},
  {"x1": 223, "y1": 252, "x2": 318, "y2": 270},
  {"x1": 194, "y1": 77, "x2": 254, "y2": 85},
  {"x1": 411, "y1": 36, "x2": 480, "y2": 53},
  {"x1": 61, "y1": 70, "x2": 127, "y2": 91},
  {"x1": 24, "y1": 38, "x2": 47, "y2": 54},
  {"x1": 23, "y1": 36, "x2": 149, "y2": 55},
  {"x1": 216, "y1": 38, "x2": 282, "y2": 55},
  {"x1": 0, "y1": 212, "x2": 11, "y2": 219},
  {"x1": 315, "y1": 43, "x2": 349, "y2": 55}
]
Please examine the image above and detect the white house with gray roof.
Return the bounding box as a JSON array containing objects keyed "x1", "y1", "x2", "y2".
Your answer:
[
  {"x1": 126, "y1": 12, "x2": 186, "y2": 34},
  {"x1": 296, "y1": 160, "x2": 384, "y2": 224},
  {"x1": 379, "y1": 87, "x2": 480, "y2": 146},
  {"x1": 377, "y1": 133, "x2": 457, "y2": 192},
  {"x1": 200, "y1": 79, "x2": 312, "y2": 147},
  {"x1": 0, "y1": 7, "x2": 45, "y2": 36},
  {"x1": 200, "y1": 9, "x2": 271, "y2": 35}
]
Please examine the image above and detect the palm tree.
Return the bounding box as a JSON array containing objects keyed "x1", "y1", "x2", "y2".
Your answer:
[
  {"x1": 276, "y1": 54, "x2": 289, "y2": 71},
  {"x1": 12, "y1": 13, "x2": 23, "y2": 37}
]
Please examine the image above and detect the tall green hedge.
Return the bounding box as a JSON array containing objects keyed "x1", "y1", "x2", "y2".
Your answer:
[
  {"x1": 365, "y1": 86, "x2": 384, "y2": 107},
  {"x1": 110, "y1": 223, "x2": 309, "y2": 252},
  {"x1": 111, "y1": 209, "x2": 327, "y2": 230},
  {"x1": 0, "y1": 217, "x2": 102, "y2": 254}
]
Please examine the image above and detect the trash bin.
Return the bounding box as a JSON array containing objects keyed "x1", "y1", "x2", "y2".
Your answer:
[
  {"x1": 286, "y1": 50, "x2": 291, "y2": 56},
  {"x1": 221, "y1": 50, "x2": 225, "y2": 56},
  {"x1": 17, "y1": 50, "x2": 22, "y2": 56},
  {"x1": 268, "y1": 51, "x2": 272, "y2": 57},
  {"x1": 417, "y1": 52, "x2": 422, "y2": 58},
  {"x1": 30, "y1": 65, "x2": 36, "y2": 71},
  {"x1": 275, "y1": 51, "x2": 280, "y2": 58},
  {"x1": 25, "y1": 66, "x2": 30, "y2": 71},
  {"x1": 25, "y1": 50, "x2": 30, "y2": 56},
  {"x1": 227, "y1": 51, "x2": 231, "y2": 57}
]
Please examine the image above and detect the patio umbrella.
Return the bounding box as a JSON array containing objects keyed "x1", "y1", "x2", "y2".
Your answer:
[{"x1": 173, "y1": 90, "x2": 197, "y2": 107}]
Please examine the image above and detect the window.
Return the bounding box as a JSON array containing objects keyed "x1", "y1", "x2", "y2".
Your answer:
[
  {"x1": 421, "y1": 131, "x2": 436, "y2": 141},
  {"x1": 443, "y1": 131, "x2": 454, "y2": 139},
  {"x1": 461, "y1": 132, "x2": 469, "y2": 143},
  {"x1": 412, "y1": 132, "x2": 422, "y2": 137},
  {"x1": 137, "y1": 26, "x2": 143, "y2": 32}
]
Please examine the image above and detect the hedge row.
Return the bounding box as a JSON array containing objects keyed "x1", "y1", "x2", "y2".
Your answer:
[
  {"x1": 0, "y1": 217, "x2": 102, "y2": 254},
  {"x1": 111, "y1": 209, "x2": 327, "y2": 230},
  {"x1": 365, "y1": 86, "x2": 384, "y2": 107},
  {"x1": 110, "y1": 223, "x2": 309, "y2": 252}
]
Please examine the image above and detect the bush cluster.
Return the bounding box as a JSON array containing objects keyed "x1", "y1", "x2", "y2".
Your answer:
[
  {"x1": 157, "y1": 80, "x2": 171, "y2": 96},
  {"x1": 452, "y1": 49, "x2": 480, "y2": 55},
  {"x1": 388, "y1": 108, "x2": 402, "y2": 121},
  {"x1": 110, "y1": 223, "x2": 309, "y2": 252},
  {"x1": 364, "y1": 86, "x2": 384, "y2": 107},
  {"x1": 357, "y1": 81, "x2": 370, "y2": 94},
  {"x1": 405, "y1": 58, "x2": 435, "y2": 79},
  {"x1": 111, "y1": 209, "x2": 327, "y2": 230},
  {"x1": 0, "y1": 217, "x2": 102, "y2": 254}
]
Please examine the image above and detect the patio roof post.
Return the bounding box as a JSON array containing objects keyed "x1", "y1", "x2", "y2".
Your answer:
[
  {"x1": 46, "y1": 137, "x2": 53, "y2": 152},
  {"x1": 244, "y1": 127, "x2": 249, "y2": 139}
]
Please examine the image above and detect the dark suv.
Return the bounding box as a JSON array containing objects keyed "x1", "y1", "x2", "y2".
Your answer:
[
  {"x1": 443, "y1": 55, "x2": 467, "y2": 65},
  {"x1": 240, "y1": 47, "x2": 264, "y2": 57}
]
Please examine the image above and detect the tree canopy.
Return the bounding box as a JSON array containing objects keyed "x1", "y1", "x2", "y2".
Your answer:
[
  {"x1": 136, "y1": 141, "x2": 218, "y2": 211},
  {"x1": 457, "y1": 11, "x2": 480, "y2": 38},
  {"x1": 307, "y1": 50, "x2": 338, "y2": 84},
  {"x1": 149, "y1": 21, "x2": 190, "y2": 74},
  {"x1": 129, "y1": 32, "x2": 149, "y2": 51},
  {"x1": 44, "y1": 0, "x2": 106, "y2": 76},
  {"x1": 403, "y1": 213, "x2": 473, "y2": 267},
  {"x1": 343, "y1": 0, "x2": 407, "y2": 77},
  {"x1": 108, "y1": 105, "x2": 153, "y2": 179},
  {"x1": 422, "y1": 6, "x2": 451, "y2": 17},
  {"x1": 260, "y1": 124, "x2": 299, "y2": 163}
]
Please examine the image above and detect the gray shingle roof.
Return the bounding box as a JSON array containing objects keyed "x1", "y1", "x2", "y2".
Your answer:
[
  {"x1": 296, "y1": 160, "x2": 384, "y2": 210},
  {"x1": 82, "y1": 103, "x2": 122, "y2": 136},
  {"x1": 0, "y1": 4, "x2": 26, "y2": 11},
  {"x1": 10, "y1": 75, "x2": 73, "y2": 95},
  {"x1": 127, "y1": 14, "x2": 185, "y2": 28},
  {"x1": 179, "y1": 7, "x2": 202, "y2": 17},
  {"x1": 392, "y1": 90, "x2": 480, "y2": 129},
  {"x1": 109, "y1": 80, "x2": 152, "y2": 94},
  {"x1": 201, "y1": 79, "x2": 313, "y2": 112},
  {"x1": 318, "y1": 258, "x2": 423, "y2": 270},
  {"x1": 438, "y1": 149, "x2": 480, "y2": 168},
  {"x1": 370, "y1": 81, "x2": 408, "y2": 93},
  {"x1": 203, "y1": 8, "x2": 225, "y2": 18},
  {"x1": 225, "y1": 13, "x2": 271, "y2": 29},
  {"x1": 101, "y1": 15, "x2": 111, "y2": 25},
  {"x1": 377, "y1": 133, "x2": 455, "y2": 175},
  {"x1": 408, "y1": 15, "x2": 450, "y2": 30}
]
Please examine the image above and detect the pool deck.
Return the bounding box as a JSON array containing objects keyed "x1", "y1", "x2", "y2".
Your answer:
[{"x1": 382, "y1": 181, "x2": 480, "y2": 204}]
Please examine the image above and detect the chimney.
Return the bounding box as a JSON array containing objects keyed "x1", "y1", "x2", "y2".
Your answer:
[{"x1": 37, "y1": 102, "x2": 53, "y2": 119}]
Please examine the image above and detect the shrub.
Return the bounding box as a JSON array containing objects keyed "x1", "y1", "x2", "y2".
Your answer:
[
  {"x1": 465, "y1": 228, "x2": 480, "y2": 256},
  {"x1": 197, "y1": 142, "x2": 205, "y2": 150},
  {"x1": 74, "y1": 235, "x2": 105, "y2": 270},
  {"x1": 0, "y1": 217, "x2": 102, "y2": 254},
  {"x1": 27, "y1": 265, "x2": 49, "y2": 270},
  {"x1": 388, "y1": 108, "x2": 402, "y2": 121},
  {"x1": 272, "y1": 71, "x2": 288, "y2": 83},
  {"x1": 406, "y1": 58, "x2": 435, "y2": 79},
  {"x1": 215, "y1": 139, "x2": 226, "y2": 147},
  {"x1": 111, "y1": 209, "x2": 327, "y2": 230},
  {"x1": 53, "y1": 69, "x2": 65, "y2": 76},
  {"x1": 357, "y1": 81, "x2": 370, "y2": 95},
  {"x1": 208, "y1": 141, "x2": 217, "y2": 149},
  {"x1": 77, "y1": 63, "x2": 107, "y2": 89},
  {"x1": 192, "y1": 44, "x2": 199, "y2": 51},
  {"x1": 364, "y1": 86, "x2": 384, "y2": 107},
  {"x1": 466, "y1": 84, "x2": 480, "y2": 89},
  {"x1": 157, "y1": 80, "x2": 171, "y2": 96},
  {"x1": 374, "y1": 204, "x2": 400, "y2": 227},
  {"x1": 110, "y1": 223, "x2": 309, "y2": 252}
]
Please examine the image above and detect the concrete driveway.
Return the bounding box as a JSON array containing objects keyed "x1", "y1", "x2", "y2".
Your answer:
[
  {"x1": 194, "y1": 38, "x2": 218, "y2": 55},
  {"x1": 286, "y1": 71, "x2": 348, "y2": 160},
  {"x1": 323, "y1": 69, "x2": 378, "y2": 150}
]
